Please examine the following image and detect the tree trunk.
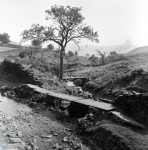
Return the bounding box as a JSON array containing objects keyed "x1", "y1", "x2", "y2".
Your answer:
[{"x1": 59, "y1": 48, "x2": 64, "y2": 80}]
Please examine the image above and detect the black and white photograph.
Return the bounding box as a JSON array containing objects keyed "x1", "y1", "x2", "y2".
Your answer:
[{"x1": 0, "y1": 0, "x2": 148, "y2": 149}]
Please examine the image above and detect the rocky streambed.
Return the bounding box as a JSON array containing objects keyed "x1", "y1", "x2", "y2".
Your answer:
[
  {"x1": 1, "y1": 84, "x2": 148, "y2": 150},
  {"x1": 0, "y1": 92, "x2": 92, "y2": 150}
]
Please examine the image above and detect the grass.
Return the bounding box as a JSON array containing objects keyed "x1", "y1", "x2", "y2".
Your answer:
[
  {"x1": 72, "y1": 52, "x2": 148, "y2": 96},
  {"x1": 0, "y1": 46, "x2": 16, "y2": 52}
]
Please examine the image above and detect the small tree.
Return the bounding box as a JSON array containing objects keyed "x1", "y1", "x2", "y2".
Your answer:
[
  {"x1": 75, "y1": 51, "x2": 78, "y2": 55},
  {"x1": 31, "y1": 39, "x2": 42, "y2": 58},
  {"x1": 47, "y1": 43, "x2": 54, "y2": 50},
  {"x1": 88, "y1": 54, "x2": 99, "y2": 66},
  {"x1": 0, "y1": 33, "x2": 10, "y2": 46},
  {"x1": 21, "y1": 5, "x2": 99, "y2": 80},
  {"x1": 96, "y1": 49, "x2": 107, "y2": 66},
  {"x1": 68, "y1": 50, "x2": 74, "y2": 57},
  {"x1": 85, "y1": 53, "x2": 90, "y2": 59},
  {"x1": 31, "y1": 39, "x2": 42, "y2": 47},
  {"x1": 50, "y1": 64, "x2": 60, "y2": 78}
]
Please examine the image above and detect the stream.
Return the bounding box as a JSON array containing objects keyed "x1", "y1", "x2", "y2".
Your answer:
[{"x1": 0, "y1": 94, "x2": 32, "y2": 117}]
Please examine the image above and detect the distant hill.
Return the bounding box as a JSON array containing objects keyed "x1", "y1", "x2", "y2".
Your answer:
[
  {"x1": 66, "y1": 44, "x2": 136, "y2": 56},
  {"x1": 0, "y1": 41, "x2": 19, "y2": 48},
  {"x1": 0, "y1": 46, "x2": 16, "y2": 52},
  {"x1": 127, "y1": 46, "x2": 148, "y2": 55},
  {"x1": 9, "y1": 41, "x2": 19, "y2": 45}
]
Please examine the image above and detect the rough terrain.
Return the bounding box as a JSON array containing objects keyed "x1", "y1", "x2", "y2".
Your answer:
[{"x1": 1, "y1": 47, "x2": 148, "y2": 150}]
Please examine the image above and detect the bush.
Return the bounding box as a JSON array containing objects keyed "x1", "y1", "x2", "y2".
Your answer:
[{"x1": 19, "y1": 51, "x2": 27, "y2": 58}]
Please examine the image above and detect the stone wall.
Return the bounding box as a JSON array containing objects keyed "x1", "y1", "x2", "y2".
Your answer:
[{"x1": 2, "y1": 59, "x2": 42, "y2": 86}]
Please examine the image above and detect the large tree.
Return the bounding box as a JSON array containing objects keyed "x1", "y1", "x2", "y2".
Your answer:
[{"x1": 21, "y1": 5, "x2": 99, "y2": 80}]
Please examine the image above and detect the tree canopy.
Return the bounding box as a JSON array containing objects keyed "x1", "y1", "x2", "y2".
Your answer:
[
  {"x1": 88, "y1": 54, "x2": 99, "y2": 66},
  {"x1": 31, "y1": 39, "x2": 42, "y2": 47},
  {"x1": 68, "y1": 50, "x2": 75, "y2": 57},
  {"x1": 96, "y1": 49, "x2": 107, "y2": 66},
  {"x1": 47, "y1": 43, "x2": 54, "y2": 50},
  {"x1": 21, "y1": 5, "x2": 99, "y2": 79},
  {"x1": 0, "y1": 33, "x2": 10, "y2": 44}
]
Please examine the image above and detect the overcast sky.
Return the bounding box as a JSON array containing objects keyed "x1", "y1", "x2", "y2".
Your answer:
[{"x1": 0, "y1": 0, "x2": 148, "y2": 47}]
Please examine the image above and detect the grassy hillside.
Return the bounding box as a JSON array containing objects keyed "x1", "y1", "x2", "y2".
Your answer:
[
  {"x1": 73, "y1": 52, "x2": 148, "y2": 96},
  {"x1": 66, "y1": 44, "x2": 136, "y2": 56},
  {"x1": 0, "y1": 46, "x2": 16, "y2": 52},
  {"x1": 127, "y1": 46, "x2": 148, "y2": 55}
]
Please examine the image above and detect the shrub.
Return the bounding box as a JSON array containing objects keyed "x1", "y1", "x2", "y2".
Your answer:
[{"x1": 19, "y1": 51, "x2": 28, "y2": 58}]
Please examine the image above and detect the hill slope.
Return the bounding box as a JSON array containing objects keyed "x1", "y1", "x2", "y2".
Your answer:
[
  {"x1": 67, "y1": 44, "x2": 136, "y2": 56},
  {"x1": 127, "y1": 46, "x2": 148, "y2": 55},
  {"x1": 73, "y1": 52, "x2": 148, "y2": 96}
]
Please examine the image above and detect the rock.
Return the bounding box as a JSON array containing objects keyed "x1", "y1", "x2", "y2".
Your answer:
[
  {"x1": 17, "y1": 131, "x2": 22, "y2": 138},
  {"x1": 32, "y1": 138, "x2": 37, "y2": 143},
  {"x1": 63, "y1": 137, "x2": 69, "y2": 142},
  {"x1": 46, "y1": 139, "x2": 52, "y2": 142},
  {"x1": 6, "y1": 133, "x2": 17, "y2": 138},
  {"x1": 7, "y1": 142, "x2": 25, "y2": 149},
  {"x1": 40, "y1": 135, "x2": 52, "y2": 138},
  {"x1": 5, "y1": 148, "x2": 20, "y2": 150},
  {"x1": 71, "y1": 141, "x2": 82, "y2": 150},
  {"x1": 0, "y1": 85, "x2": 11, "y2": 93},
  {"x1": 52, "y1": 143, "x2": 63, "y2": 150},
  {"x1": 9, "y1": 138, "x2": 23, "y2": 143},
  {"x1": 25, "y1": 145, "x2": 32, "y2": 150},
  {"x1": 28, "y1": 142, "x2": 39, "y2": 150}
]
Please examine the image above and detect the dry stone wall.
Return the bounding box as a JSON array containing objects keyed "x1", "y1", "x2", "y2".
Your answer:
[{"x1": 2, "y1": 59, "x2": 42, "y2": 86}]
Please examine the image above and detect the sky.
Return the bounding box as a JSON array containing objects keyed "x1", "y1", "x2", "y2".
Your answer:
[{"x1": 0, "y1": 0, "x2": 148, "y2": 49}]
